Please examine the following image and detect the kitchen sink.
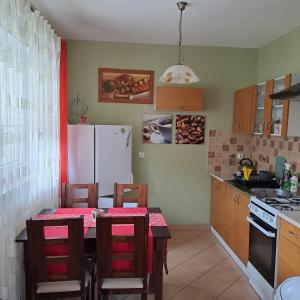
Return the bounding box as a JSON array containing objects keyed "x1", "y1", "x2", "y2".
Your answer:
[{"x1": 250, "y1": 188, "x2": 293, "y2": 198}]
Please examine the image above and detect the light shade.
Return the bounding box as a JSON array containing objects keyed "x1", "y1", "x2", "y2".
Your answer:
[{"x1": 159, "y1": 64, "x2": 200, "y2": 84}]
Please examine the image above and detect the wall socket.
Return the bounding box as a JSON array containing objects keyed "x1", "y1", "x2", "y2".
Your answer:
[
  {"x1": 236, "y1": 153, "x2": 244, "y2": 159},
  {"x1": 138, "y1": 152, "x2": 145, "y2": 159}
]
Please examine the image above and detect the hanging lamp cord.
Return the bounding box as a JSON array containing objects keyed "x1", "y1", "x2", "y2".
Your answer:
[{"x1": 178, "y1": 8, "x2": 184, "y2": 65}]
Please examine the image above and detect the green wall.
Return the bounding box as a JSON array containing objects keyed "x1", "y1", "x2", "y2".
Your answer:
[
  {"x1": 257, "y1": 25, "x2": 300, "y2": 82},
  {"x1": 67, "y1": 40, "x2": 257, "y2": 224}
]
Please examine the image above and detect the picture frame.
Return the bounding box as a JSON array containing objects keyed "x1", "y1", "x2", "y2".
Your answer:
[
  {"x1": 142, "y1": 114, "x2": 173, "y2": 144},
  {"x1": 98, "y1": 68, "x2": 154, "y2": 104},
  {"x1": 175, "y1": 115, "x2": 205, "y2": 144}
]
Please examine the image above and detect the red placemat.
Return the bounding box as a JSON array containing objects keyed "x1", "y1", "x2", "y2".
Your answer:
[
  {"x1": 34, "y1": 214, "x2": 95, "y2": 231},
  {"x1": 107, "y1": 207, "x2": 148, "y2": 215},
  {"x1": 55, "y1": 208, "x2": 94, "y2": 215},
  {"x1": 149, "y1": 213, "x2": 168, "y2": 227}
]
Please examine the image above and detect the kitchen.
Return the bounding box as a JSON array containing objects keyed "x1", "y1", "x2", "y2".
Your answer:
[{"x1": 2, "y1": 1, "x2": 300, "y2": 300}]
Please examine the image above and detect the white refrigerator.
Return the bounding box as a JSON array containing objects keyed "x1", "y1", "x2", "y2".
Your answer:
[{"x1": 67, "y1": 124, "x2": 133, "y2": 207}]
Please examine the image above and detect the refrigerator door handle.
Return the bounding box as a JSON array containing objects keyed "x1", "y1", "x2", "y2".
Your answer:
[{"x1": 126, "y1": 129, "x2": 132, "y2": 148}]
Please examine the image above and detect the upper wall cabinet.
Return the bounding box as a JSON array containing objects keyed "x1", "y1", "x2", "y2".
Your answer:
[
  {"x1": 267, "y1": 75, "x2": 291, "y2": 137},
  {"x1": 232, "y1": 85, "x2": 256, "y2": 135},
  {"x1": 233, "y1": 74, "x2": 291, "y2": 137},
  {"x1": 256, "y1": 75, "x2": 291, "y2": 137},
  {"x1": 287, "y1": 74, "x2": 300, "y2": 137},
  {"x1": 155, "y1": 86, "x2": 203, "y2": 111}
]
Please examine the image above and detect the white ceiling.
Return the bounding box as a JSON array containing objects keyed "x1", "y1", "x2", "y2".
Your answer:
[{"x1": 30, "y1": 0, "x2": 300, "y2": 48}]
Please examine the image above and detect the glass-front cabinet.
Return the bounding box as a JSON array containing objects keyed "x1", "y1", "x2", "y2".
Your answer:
[
  {"x1": 253, "y1": 74, "x2": 291, "y2": 137},
  {"x1": 253, "y1": 82, "x2": 266, "y2": 134},
  {"x1": 270, "y1": 76, "x2": 291, "y2": 136},
  {"x1": 233, "y1": 73, "x2": 294, "y2": 137}
]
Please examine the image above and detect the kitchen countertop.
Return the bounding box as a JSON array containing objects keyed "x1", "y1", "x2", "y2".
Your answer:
[
  {"x1": 210, "y1": 172, "x2": 300, "y2": 229},
  {"x1": 278, "y1": 211, "x2": 300, "y2": 229},
  {"x1": 210, "y1": 173, "x2": 252, "y2": 197}
]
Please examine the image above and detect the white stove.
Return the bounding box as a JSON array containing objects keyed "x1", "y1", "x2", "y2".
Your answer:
[
  {"x1": 247, "y1": 191, "x2": 300, "y2": 300},
  {"x1": 249, "y1": 194, "x2": 300, "y2": 228}
]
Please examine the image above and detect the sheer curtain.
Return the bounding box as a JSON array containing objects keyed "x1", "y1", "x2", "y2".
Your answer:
[{"x1": 0, "y1": 0, "x2": 61, "y2": 299}]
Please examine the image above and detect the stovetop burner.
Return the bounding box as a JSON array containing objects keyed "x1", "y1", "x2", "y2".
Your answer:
[
  {"x1": 257, "y1": 196, "x2": 300, "y2": 211},
  {"x1": 272, "y1": 204, "x2": 294, "y2": 211},
  {"x1": 264, "y1": 198, "x2": 282, "y2": 205}
]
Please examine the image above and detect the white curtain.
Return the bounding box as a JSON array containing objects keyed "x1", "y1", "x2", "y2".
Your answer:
[{"x1": 0, "y1": 0, "x2": 61, "y2": 299}]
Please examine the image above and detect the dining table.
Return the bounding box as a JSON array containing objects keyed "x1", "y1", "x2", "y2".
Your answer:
[{"x1": 15, "y1": 207, "x2": 171, "y2": 300}]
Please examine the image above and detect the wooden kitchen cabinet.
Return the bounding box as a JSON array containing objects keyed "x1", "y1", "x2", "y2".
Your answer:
[
  {"x1": 210, "y1": 177, "x2": 225, "y2": 236},
  {"x1": 235, "y1": 192, "x2": 250, "y2": 265},
  {"x1": 232, "y1": 85, "x2": 256, "y2": 135},
  {"x1": 253, "y1": 75, "x2": 291, "y2": 137},
  {"x1": 234, "y1": 74, "x2": 291, "y2": 137},
  {"x1": 277, "y1": 218, "x2": 300, "y2": 284},
  {"x1": 221, "y1": 184, "x2": 250, "y2": 265},
  {"x1": 156, "y1": 86, "x2": 203, "y2": 111}
]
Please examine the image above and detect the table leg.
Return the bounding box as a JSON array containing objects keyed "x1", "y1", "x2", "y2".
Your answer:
[
  {"x1": 149, "y1": 238, "x2": 164, "y2": 300},
  {"x1": 23, "y1": 242, "x2": 31, "y2": 300}
]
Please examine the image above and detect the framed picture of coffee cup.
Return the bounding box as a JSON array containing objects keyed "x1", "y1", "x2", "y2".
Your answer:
[
  {"x1": 176, "y1": 115, "x2": 205, "y2": 144},
  {"x1": 98, "y1": 68, "x2": 154, "y2": 104},
  {"x1": 142, "y1": 114, "x2": 173, "y2": 144}
]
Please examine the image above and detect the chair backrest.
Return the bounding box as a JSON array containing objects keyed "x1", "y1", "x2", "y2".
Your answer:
[
  {"x1": 96, "y1": 214, "x2": 149, "y2": 280},
  {"x1": 26, "y1": 217, "x2": 85, "y2": 287},
  {"x1": 62, "y1": 183, "x2": 98, "y2": 208},
  {"x1": 114, "y1": 183, "x2": 148, "y2": 207}
]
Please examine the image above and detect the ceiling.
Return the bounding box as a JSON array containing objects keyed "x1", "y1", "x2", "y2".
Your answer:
[{"x1": 30, "y1": 0, "x2": 300, "y2": 48}]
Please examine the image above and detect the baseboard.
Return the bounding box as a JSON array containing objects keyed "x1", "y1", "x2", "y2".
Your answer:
[
  {"x1": 168, "y1": 224, "x2": 210, "y2": 231},
  {"x1": 211, "y1": 226, "x2": 247, "y2": 275}
]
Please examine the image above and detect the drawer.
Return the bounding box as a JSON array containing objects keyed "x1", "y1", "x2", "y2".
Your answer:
[{"x1": 280, "y1": 218, "x2": 300, "y2": 249}]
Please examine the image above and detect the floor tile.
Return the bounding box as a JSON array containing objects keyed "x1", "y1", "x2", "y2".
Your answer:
[
  {"x1": 171, "y1": 286, "x2": 215, "y2": 300},
  {"x1": 217, "y1": 285, "x2": 260, "y2": 300},
  {"x1": 191, "y1": 274, "x2": 232, "y2": 298},
  {"x1": 168, "y1": 264, "x2": 203, "y2": 285},
  {"x1": 182, "y1": 254, "x2": 219, "y2": 273},
  {"x1": 205, "y1": 263, "x2": 242, "y2": 285},
  {"x1": 168, "y1": 230, "x2": 205, "y2": 249},
  {"x1": 163, "y1": 276, "x2": 186, "y2": 300},
  {"x1": 193, "y1": 244, "x2": 228, "y2": 264},
  {"x1": 234, "y1": 275, "x2": 253, "y2": 292}
]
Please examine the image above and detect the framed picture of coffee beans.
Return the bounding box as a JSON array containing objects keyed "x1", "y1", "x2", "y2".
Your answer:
[
  {"x1": 98, "y1": 68, "x2": 154, "y2": 104},
  {"x1": 175, "y1": 115, "x2": 205, "y2": 144},
  {"x1": 142, "y1": 114, "x2": 173, "y2": 144}
]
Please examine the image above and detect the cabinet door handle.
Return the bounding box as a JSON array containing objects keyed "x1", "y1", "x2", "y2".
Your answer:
[
  {"x1": 289, "y1": 231, "x2": 300, "y2": 238},
  {"x1": 233, "y1": 193, "x2": 237, "y2": 202}
]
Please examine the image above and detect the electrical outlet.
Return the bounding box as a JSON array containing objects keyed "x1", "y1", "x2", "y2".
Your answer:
[
  {"x1": 138, "y1": 152, "x2": 145, "y2": 159},
  {"x1": 236, "y1": 153, "x2": 244, "y2": 159}
]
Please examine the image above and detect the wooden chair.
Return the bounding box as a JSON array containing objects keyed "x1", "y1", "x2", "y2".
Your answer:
[
  {"x1": 114, "y1": 182, "x2": 168, "y2": 274},
  {"x1": 62, "y1": 183, "x2": 98, "y2": 208},
  {"x1": 26, "y1": 216, "x2": 94, "y2": 299},
  {"x1": 114, "y1": 183, "x2": 148, "y2": 208},
  {"x1": 96, "y1": 214, "x2": 149, "y2": 300}
]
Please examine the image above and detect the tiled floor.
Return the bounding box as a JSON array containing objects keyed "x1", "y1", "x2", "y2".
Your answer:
[
  {"x1": 162, "y1": 229, "x2": 260, "y2": 300},
  {"x1": 64, "y1": 229, "x2": 260, "y2": 300}
]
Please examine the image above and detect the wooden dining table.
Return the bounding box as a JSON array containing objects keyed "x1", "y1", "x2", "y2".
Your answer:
[{"x1": 15, "y1": 207, "x2": 171, "y2": 300}]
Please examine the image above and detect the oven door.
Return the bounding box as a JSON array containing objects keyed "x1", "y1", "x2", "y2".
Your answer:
[{"x1": 247, "y1": 213, "x2": 277, "y2": 287}]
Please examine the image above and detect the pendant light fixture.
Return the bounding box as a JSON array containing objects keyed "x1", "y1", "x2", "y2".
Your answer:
[{"x1": 160, "y1": 2, "x2": 199, "y2": 84}]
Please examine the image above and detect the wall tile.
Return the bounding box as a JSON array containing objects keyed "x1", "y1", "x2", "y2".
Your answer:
[{"x1": 208, "y1": 131, "x2": 300, "y2": 176}]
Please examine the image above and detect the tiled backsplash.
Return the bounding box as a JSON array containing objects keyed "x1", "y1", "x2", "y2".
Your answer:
[
  {"x1": 208, "y1": 130, "x2": 252, "y2": 179},
  {"x1": 208, "y1": 130, "x2": 300, "y2": 178},
  {"x1": 252, "y1": 135, "x2": 300, "y2": 173}
]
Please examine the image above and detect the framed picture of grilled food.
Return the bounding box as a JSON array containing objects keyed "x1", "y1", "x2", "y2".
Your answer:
[{"x1": 98, "y1": 68, "x2": 154, "y2": 104}]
